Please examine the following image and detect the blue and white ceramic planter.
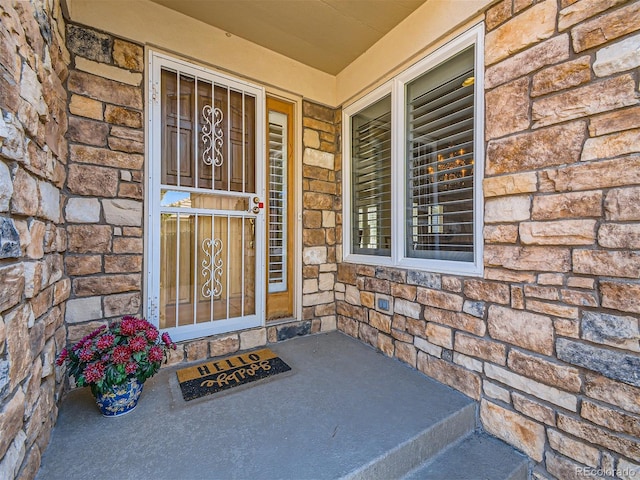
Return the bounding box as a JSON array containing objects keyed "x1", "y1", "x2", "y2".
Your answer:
[{"x1": 94, "y1": 377, "x2": 144, "y2": 417}]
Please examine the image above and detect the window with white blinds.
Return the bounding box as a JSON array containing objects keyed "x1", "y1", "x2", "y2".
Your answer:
[
  {"x1": 343, "y1": 24, "x2": 484, "y2": 276},
  {"x1": 406, "y1": 46, "x2": 475, "y2": 262},
  {"x1": 351, "y1": 95, "x2": 391, "y2": 256}
]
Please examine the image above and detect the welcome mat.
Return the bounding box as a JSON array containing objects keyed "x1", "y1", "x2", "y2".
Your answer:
[{"x1": 176, "y1": 348, "x2": 291, "y2": 401}]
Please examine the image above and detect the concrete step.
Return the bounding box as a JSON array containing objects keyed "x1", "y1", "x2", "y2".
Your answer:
[
  {"x1": 346, "y1": 402, "x2": 476, "y2": 479},
  {"x1": 402, "y1": 431, "x2": 529, "y2": 480}
]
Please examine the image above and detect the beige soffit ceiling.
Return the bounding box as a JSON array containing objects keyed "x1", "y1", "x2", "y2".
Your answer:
[{"x1": 147, "y1": 0, "x2": 427, "y2": 75}]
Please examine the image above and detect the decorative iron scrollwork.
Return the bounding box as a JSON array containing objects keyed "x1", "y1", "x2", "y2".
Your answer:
[
  {"x1": 202, "y1": 237, "x2": 223, "y2": 298},
  {"x1": 202, "y1": 105, "x2": 224, "y2": 167}
]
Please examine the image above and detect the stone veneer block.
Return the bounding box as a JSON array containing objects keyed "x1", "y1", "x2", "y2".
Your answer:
[
  {"x1": 103, "y1": 292, "x2": 141, "y2": 317},
  {"x1": 573, "y1": 250, "x2": 640, "y2": 278},
  {"x1": 532, "y1": 74, "x2": 638, "y2": 128},
  {"x1": 547, "y1": 429, "x2": 600, "y2": 468},
  {"x1": 488, "y1": 305, "x2": 554, "y2": 355},
  {"x1": 485, "y1": 34, "x2": 569, "y2": 89},
  {"x1": 557, "y1": 338, "x2": 640, "y2": 387},
  {"x1": 485, "y1": 77, "x2": 530, "y2": 140},
  {"x1": 0, "y1": 161, "x2": 12, "y2": 212},
  {"x1": 558, "y1": 0, "x2": 628, "y2": 31},
  {"x1": 303, "y1": 148, "x2": 334, "y2": 169},
  {"x1": 67, "y1": 70, "x2": 143, "y2": 110},
  {"x1": 570, "y1": 1, "x2": 640, "y2": 53},
  {"x1": 113, "y1": 39, "x2": 144, "y2": 72},
  {"x1": 5, "y1": 304, "x2": 33, "y2": 390},
  {"x1": 66, "y1": 24, "x2": 112, "y2": 63},
  {"x1": 581, "y1": 129, "x2": 640, "y2": 161},
  {"x1": 67, "y1": 164, "x2": 119, "y2": 197},
  {"x1": 69, "y1": 94, "x2": 103, "y2": 120},
  {"x1": 519, "y1": 219, "x2": 596, "y2": 245},
  {"x1": 605, "y1": 187, "x2": 640, "y2": 221},
  {"x1": 512, "y1": 393, "x2": 556, "y2": 426},
  {"x1": 417, "y1": 353, "x2": 481, "y2": 400},
  {"x1": 484, "y1": 195, "x2": 531, "y2": 223},
  {"x1": 11, "y1": 168, "x2": 39, "y2": 216},
  {"x1": 485, "y1": 363, "x2": 577, "y2": 411},
  {"x1": 589, "y1": 105, "x2": 640, "y2": 137},
  {"x1": 531, "y1": 56, "x2": 591, "y2": 97},
  {"x1": 102, "y1": 199, "x2": 142, "y2": 226},
  {"x1": 485, "y1": 0, "x2": 557, "y2": 66},
  {"x1": 486, "y1": 121, "x2": 585, "y2": 175},
  {"x1": 598, "y1": 223, "x2": 640, "y2": 249},
  {"x1": 65, "y1": 197, "x2": 100, "y2": 223},
  {"x1": 582, "y1": 311, "x2": 640, "y2": 353},
  {"x1": 485, "y1": 245, "x2": 571, "y2": 272},
  {"x1": 557, "y1": 413, "x2": 640, "y2": 462},
  {"x1": 37, "y1": 181, "x2": 61, "y2": 222},
  {"x1": 64, "y1": 296, "x2": 103, "y2": 323},
  {"x1": 532, "y1": 191, "x2": 602, "y2": 220},
  {"x1": 0, "y1": 389, "x2": 25, "y2": 459},
  {"x1": 483, "y1": 172, "x2": 537, "y2": 198},
  {"x1": 602, "y1": 281, "x2": 640, "y2": 315},
  {"x1": 585, "y1": 373, "x2": 640, "y2": 415},
  {"x1": 541, "y1": 156, "x2": 640, "y2": 195},
  {"x1": 481, "y1": 400, "x2": 545, "y2": 461},
  {"x1": 75, "y1": 57, "x2": 142, "y2": 86},
  {"x1": 455, "y1": 332, "x2": 506, "y2": 365},
  {"x1": 0, "y1": 264, "x2": 25, "y2": 313},
  {"x1": 70, "y1": 144, "x2": 143, "y2": 170},
  {"x1": 507, "y1": 348, "x2": 582, "y2": 392},
  {"x1": 593, "y1": 35, "x2": 640, "y2": 77}
]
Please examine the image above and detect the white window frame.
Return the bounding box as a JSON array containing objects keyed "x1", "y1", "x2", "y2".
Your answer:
[{"x1": 343, "y1": 23, "x2": 485, "y2": 277}]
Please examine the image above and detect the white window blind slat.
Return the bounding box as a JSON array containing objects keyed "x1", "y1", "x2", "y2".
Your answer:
[
  {"x1": 351, "y1": 96, "x2": 392, "y2": 256},
  {"x1": 267, "y1": 114, "x2": 288, "y2": 293}
]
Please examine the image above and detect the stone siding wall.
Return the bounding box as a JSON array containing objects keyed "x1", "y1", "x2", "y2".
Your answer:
[
  {"x1": 337, "y1": 1, "x2": 640, "y2": 477},
  {"x1": 0, "y1": 1, "x2": 69, "y2": 478},
  {"x1": 63, "y1": 24, "x2": 145, "y2": 344},
  {"x1": 301, "y1": 101, "x2": 341, "y2": 333}
]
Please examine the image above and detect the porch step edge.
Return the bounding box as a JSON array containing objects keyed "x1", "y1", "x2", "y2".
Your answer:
[
  {"x1": 401, "y1": 431, "x2": 530, "y2": 480},
  {"x1": 344, "y1": 402, "x2": 476, "y2": 480}
]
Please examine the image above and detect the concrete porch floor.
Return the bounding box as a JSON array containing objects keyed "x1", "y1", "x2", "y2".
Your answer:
[{"x1": 37, "y1": 332, "x2": 526, "y2": 480}]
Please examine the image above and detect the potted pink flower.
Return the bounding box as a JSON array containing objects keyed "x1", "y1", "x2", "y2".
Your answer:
[{"x1": 56, "y1": 316, "x2": 176, "y2": 416}]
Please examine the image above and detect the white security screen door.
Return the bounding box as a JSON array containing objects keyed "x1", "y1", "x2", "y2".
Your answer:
[{"x1": 148, "y1": 52, "x2": 265, "y2": 342}]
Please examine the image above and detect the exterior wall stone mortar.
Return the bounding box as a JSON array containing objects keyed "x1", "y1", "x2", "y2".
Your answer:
[
  {"x1": 0, "y1": 1, "x2": 70, "y2": 478},
  {"x1": 301, "y1": 100, "x2": 341, "y2": 334},
  {"x1": 63, "y1": 23, "x2": 145, "y2": 342}
]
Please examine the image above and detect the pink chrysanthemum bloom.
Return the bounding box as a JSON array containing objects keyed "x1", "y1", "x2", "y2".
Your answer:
[
  {"x1": 148, "y1": 345, "x2": 164, "y2": 362},
  {"x1": 145, "y1": 327, "x2": 159, "y2": 342},
  {"x1": 120, "y1": 318, "x2": 137, "y2": 336},
  {"x1": 112, "y1": 345, "x2": 131, "y2": 364},
  {"x1": 161, "y1": 332, "x2": 172, "y2": 347},
  {"x1": 125, "y1": 362, "x2": 139, "y2": 375},
  {"x1": 83, "y1": 362, "x2": 105, "y2": 383},
  {"x1": 79, "y1": 348, "x2": 94, "y2": 362},
  {"x1": 96, "y1": 333, "x2": 115, "y2": 350},
  {"x1": 56, "y1": 348, "x2": 68, "y2": 366},
  {"x1": 135, "y1": 318, "x2": 150, "y2": 332},
  {"x1": 129, "y1": 336, "x2": 147, "y2": 352}
]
